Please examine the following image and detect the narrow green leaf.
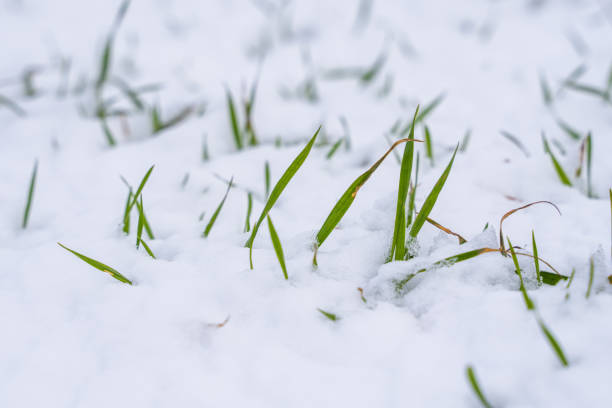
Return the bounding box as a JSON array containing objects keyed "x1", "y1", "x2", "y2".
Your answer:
[
  {"x1": 22, "y1": 160, "x2": 38, "y2": 229},
  {"x1": 556, "y1": 119, "x2": 581, "y2": 141},
  {"x1": 538, "y1": 319, "x2": 569, "y2": 367},
  {"x1": 541, "y1": 271, "x2": 569, "y2": 286},
  {"x1": 414, "y1": 93, "x2": 444, "y2": 125},
  {"x1": 317, "y1": 308, "x2": 339, "y2": 322},
  {"x1": 532, "y1": 230, "x2": 540, "y2": 285},
  {"x1": 138, "y1": 239, "x2": 156, "y2": 259},
  {"x1": 564, "y1": 81, "x2": 608, "y2": 100},
  {"x1": 246, "y1": 128, "x2": 320, "y2": 268},
  {"x1": 540, "y1": 74, "x2": 553, "y2": 106},
  {"x1": 466, "y1": 366, "x2": 494, "y2": 408},
  {"x1": 542, "y1": 134, "x2": 572, "y2": 186},
  {"x1": 360, "y1": 53, "x2": 386, "y2": 84},
  {"x1": 389, "y1": 106, "x2": 418, "y2": 261},
  {"x1": 227, "y1": 90, "x2": 243, "y2": 150},
  {"x1": 267, "y1": 215, "x2": 288, "y2": 280},
  {"x1": 203, "y1": 178, "x2": 233, "y2": 238},
  {"x1": 202, "y1": 134, "x2": 210, "y2": 162},
  {"x1": 459, "y1": 129, "x2": 471, "y2": 153},
  {"x1": 136, "y1": 196, "x2": 144, "y2": 249},
  {"x1": 244, "y1": 192, "x2": 253, "y2": 233},
  {"x1": 0, "y1": 93, "x2": 26, "y2": 116},
  {"x1": 585, "y1": 133, "x2": 593, "y2": 198},
  {"x1": 409, "y1": 144, "x2": 458, "y2": 239},
  {"x1": 424, "y1": 125, "x2": 434, "y2": 165},
  {"x1": 326, "y1": 139, "x2": 344, "y2": 160},
  {"x1": 101, "y1": 119, "x2": 116, "y2": 146},
  {"x1": 500, "y1": 130, "x2": 530, "y2": 157},
  {"x1": 127, "y1": 165, "x2": 154, "y2": 213},
  {"x1": 507, "y1": 237, "x2": 534, "y2": 311},
  {"x1": 586, "y1": 256, "x2": 594, "y2": 299},
  {"x1": 58, "y1": 242, "x2": 132, "y2": 285},
  {"x1": 407, "y1": 152, "x2": 420, "y2": 227},
  {"x1": 264, "y1": 161, "x2": 271, "y2": 199},
  {"x1": 122, "y1": 189, "x2": 132, "y2": 234}
]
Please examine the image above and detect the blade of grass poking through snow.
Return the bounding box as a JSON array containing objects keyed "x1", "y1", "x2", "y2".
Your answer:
[
  {"x1": 389, "y1": 107, "x2": 418, "y2": 262},
  {"x1": 466, "y1": 366, "x2": 494, "y2": 408},
  {"x1": 136, "y1": 197, "x2": 144, "y2": 249},
  {"x1": 22, "y1": 160, "x2": 38, "y2": 229},
  {"x1": 246, "y1": 127, "x2": 320, "y2": 268},
  {"x1": 264, "y1": 161, "x2": 271, "y2": 198},
  {"x1": 500, "y1": 130, "x2": 530, "y2": 157},
  {"x1": 315, "y1": 136, "x2": 423, "y2": 256},
  {"x1": 0, "y1": 94, "x2": 26, "y2": 116},
  {"x1": 227, "y1": 89, "x2": 243, "y2": 150},
  {"x1": 407, "y1": 152, "x2": 420, "y2": 227},
  {"x1": 532, "y1": 230, "x2": 541, "y2": 284},
  {"x1": 138, "y1": 239, "x2": 156, "y2": 259},
  {"x1": 538, "y1": 319, "x2": 569, "y2": 367},
  {"x1": 408, "y1": 144, "x2": 458, "y2": 240},
  {"x1": 424, "y1": 125, "x2": 434, "y2": 165},
  {"x1": 508, "y1": 237, "x2": 535, "y2": 311},
  {"x1": 459, "y1": 129, "x2": 471, "y2": 153},
  {"x1": 360, "y1": 53, "x2": 386, "y2": 85},
  {"x1": 127, "y1": 165, "x2": 154, "y2": 213},
  {"x1": 122, "y1": 189, "x2": 132, "y2": 234},
  {"x1": 498, "y1": 200, "x2": 561, "y2": 253},
  {"x1": 57, "y1": 243, "x2": 132, "y2": 285},
  {"x1": 101, "y1": 119, "x2": 116, "y2": 146},
  {"x1": 542, "y1": 134, "x2": 572, "y2": 186},
  {"x1": 317, "y1": 308, "x2": 339, "y2": 321},
  {"x1": 326, "y1": 139, "x2": 344, "y2": 159},
  {"x1": 244, "y1": 192, "x2": 253, "y2": 232},
  {"x1": 585, "y1": 133, "x2": 593, "y2": 198},
  {"x1": 556, "y1": 119, "x2": 581, "y2": 141},
  {"x1": 540, "y1": 74, "x2": 553, "y2": 106},
  {"x1": 267, "y1": 215, "x2": 288, "y2": 280},
  {"x1": 96, "y1": 0, "x2": 131, "y2": 90},
  {"x1": 203, "y1": 178, "x2": 233, "y2": 238},
  {"x1": 586, "y1": 256, "x2": 594, "y2": 299},
  {"x1": 202, "y1": 134, "x2": 210, "y2": 162},
  {"x1": 136, "y1": 197, "x2": 153, "y2": 244}
]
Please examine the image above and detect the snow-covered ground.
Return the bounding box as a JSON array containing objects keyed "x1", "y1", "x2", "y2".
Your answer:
[{"x1": 1, "y1": 0, "x2": 611, "y2": 407}]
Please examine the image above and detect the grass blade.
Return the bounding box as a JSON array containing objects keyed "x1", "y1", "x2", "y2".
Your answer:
[
  {"x1": 317, "y1": 308, "x2": 339, "y2": 321},
  {"x1": 264, "y1": 161, "x2": 271, "y2": 198},
  {"x1": 127, "y1": 165, "x2": 154, "y2": 213},
  {"x1": 389, "y1": 107, "x2": 418, "y2": 261},
  {"x1": 138, "y1": 239, "x2": 156, "y2": 259},
  {"x1": 466, "y1": 366, "x2": 494, "y2": 408},
  {"x1": 539, "y1": 74, "x2": 553, "y2": 106},
  {"x1": 227, "y1": 89, "x2": 243, "y2": 150},
  {"x1": 408, "y1": 144, "x2": 458, "y2": 240},
  {"x1": 459, "y1": 129, "x2": 471, "y2": 153},
  {"x1": 267, "y1": 215, "x2": 288, "y2": 280},
  {"x1": 538, "y1": 319, "x2": 569, "y2": 367},
  {"x1": 244, "y1": 192, "x2": 253, "y2": 233},
  {"x1": 122, "y1": 189, "x2": 132, "y2": 234},
  {"x1": 407, "y1": 152, "x2": 420, "y2": 227},
  {"x1": 58, "y1": 242, "x2": 132, "y2": 285},
  {"x1": 585, "y1": 133, "x2": 593, "y2": 198},
  {"x1": 556, "y1": 119, "x2": 582, "y2": 141},
  {"x1": 0, "y1": 93, "x2": 26, "y2": 116},
  {"x1": 500, "y1": 130, "x2": 530, "y2": 157},
  {"x1": 532, "y1": 230, "x2": 541, "y2": 284},
  {"x1": 136, "y1": 196, "x2": 144, "y2": 248},
  {"x1": 507, "y1": 237, "x2": 535, "y2": 311},
  {"x1": 101, "y1": 119, "x2": 117, "y2": 147},
  {"x1": 245, "y1": 127, "x2": 320, "y2": 268},
  {"x1": 424, "y1": 125, "x2": 434, "y2": 165},
  {"x1": 586, "y1": 256, "x2": 594, "y2": 299},
  {"x1": 360, "y1": 53, "x2": 386, "y2": 85},
  {"x1": 315, "y1": 136, "x2": 422, "y2": 253},
  {"x1": 22, "y1": 160, "x2": 38, "y2": 229},
  {"x1": 203, "y1": 178, "x2": 233, "y2": 238},
  {"x1": 542, "y1": 134, "x2": 572, "y2": 186},
  {"x1": 414, "y1": 94, "x2": 444, "y2": 125},
  {"x1": 326, "y1": 139, "x2": 344, "y2": 160}
]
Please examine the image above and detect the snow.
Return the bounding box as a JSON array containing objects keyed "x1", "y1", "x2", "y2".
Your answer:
[{"x1": 1, "y1": 0, "x2": 611, "y2": 407}]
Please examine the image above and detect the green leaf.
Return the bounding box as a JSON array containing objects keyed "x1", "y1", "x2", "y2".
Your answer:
[
  {"x1": 360, "y1": 53, "x2": 386, "y2": 84},
  {"x1": 414, "y1": 93, "x2": 444, "y2": 125},
  {"x1": 136, "y1": 196, "x2": 144, "y2": 249},
  {"x1": 267, "y1": 215, "x2": 288, "y2": 280},
  {"x1": 585, "y1": 133, "x2": 593, "y2": 198},
  {"x1": 424, "y1": 125, "x2": 434, "y2": 165},
  {"x1": 122, "y1": 189, "x2": 132, "y2": 234},
  {"x1": 532, "y1": 230, "x2": 540, "y2": 285},
  {"x1": 22, "y1": 160, "x2": 38, "y2": 229},
  {"x1": 264, "y1": 161, "x2": 271, "y2": 199},
  {"x1": 409, "y1": 144, "x2": 458, "y2": 239},
  {"x1": 227, "y1": 89, "x2": 243, "y2": 150},
  {"x1": 389, "y1": 106, "x2": 418, "y2": 262},
  {"x1": 542, "y1": 134, "x2": 572, "y2": 186},
  {"x1": 556, "y1": 119, "x2": 582, "y2": 141},
  {"x1": 325, "y1": 139, "x2": 344, "y2": 160},
  {"x1": 586, "y1": 256, "x2": 594, "y2": 299},
  {"x1": 538, "y1": 319, "x2": 569, "y2": 367},
  {"x1": 541, "y1": 271, "x2": 569, "y2": 286},
  {"x1": 507, "y1": 237, "x2": 535, "y2": 311},
  {"x1": 244, "y1": 192, "x2": 253, "y2": 233},
  {"x1": 58, "y1": 242, "x2": 132, "y2": 285},
  {"x1": 500, "y1": 130, "x2": 529, "y2": 157},
  {"x1": 127, "y1": 165, "x2": 155, "y2": 213},
  {"x1": 245, "y1": 127, "x2": 320, "y2": 268},
  {"x1": 101, "y1": 119, "x2": 117, "y2": 147},
  {"x1": 317, "y1": 308, "x2": 339, "y2": 322},
  {"x1": 203, "y1": 178, "x2": 233, "y2": 238},
  {"x1": 466, "y1": 365, "x2": 494, "y2": 408},
  {"x1": 539, "y1": 74, "x2": 553, "y2": 106},
  {"x1": 138, "y1": 239, "x2": 156, "y2": 259}
]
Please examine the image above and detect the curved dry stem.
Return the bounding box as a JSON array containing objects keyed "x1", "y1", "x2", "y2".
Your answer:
[
  {"x1": 425, "y1": 217, "x2": 467, "y2": 244},
  {"x1": 499, "y1": 201, "x2": 561, "y2": 253}
]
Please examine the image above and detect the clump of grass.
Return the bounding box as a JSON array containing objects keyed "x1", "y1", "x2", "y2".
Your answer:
[
  {"x1": 22, "y1": 159, "x2": 38, "y2": 229},
  {"x1": 203, "y1": 178, "x2": 233, "y2": 238},
  {"x1": 245, "y1": 127, "x2": 320, "y2": 268},
  {"x1": 314, "y1": 135, "x2": 423, "y2": 265},
  {"x1": 317, "y1": 308, "x2": 339, "y2": 321},
  {"x1": 121, "y1": 165, "x2": 155, "y2": 234},
  {"x1": 466, "y1": 365, "x2": 494, "y2": 408},
  {"x1": 58, "y1": 243, "x2": 132, "y2": 285},
  {"x1": 267, "y1": 215, "x2": 288, "y2": 280}
]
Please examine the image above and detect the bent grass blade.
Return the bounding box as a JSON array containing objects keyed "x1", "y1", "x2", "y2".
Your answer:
[{"x1": 58, "y1": 242, "x2": 132, "y2": 285}]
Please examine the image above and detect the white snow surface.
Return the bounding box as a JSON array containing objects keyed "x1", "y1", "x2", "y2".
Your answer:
[{"x1": 1, "y1": 0, "x2": 612, "y2": 407}]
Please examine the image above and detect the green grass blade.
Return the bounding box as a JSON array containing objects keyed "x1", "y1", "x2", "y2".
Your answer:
[
  {"x1": 136, "y1": 196, "x2": 144, "y2": 248},
  {"x1": 556, "y1": 119, "x2": 581, "y2": 141},
  {"x1": 264, "y1": 161, "x2": 271, "y2": 198},
  {"x1": 138, "y1": 239, "x2": 156, "y2": 259},
  {"x1": 315, "y1": 136, "x2": 421, "y2": 251},
  {"x1": 202, "y1": 134, "x2": 210, "y2": 162},
  {"x1": 246, "y1": 127, "x2": 320, "y2": 268},
  {"x1": 136, "y1": 197, "x2": 153, "y2": 244},
  {"x1": 564, "y1": 81, "x2": 608, "y2": 100},
  {"x1": 424, "y1": 125, "x2": 434, "y2": 165},
  {"x1": 22, "y1": 160, "x2": 38, "y2": 229},
  {"x1": 326, "y1": 139, "x2": 344, "y2": 160},
  {"x1": 122, "y1": 189, "x2": 132, "y2": 234},
  {"x1": 409, "y1": 144, "x2": 458, "y2": 239},
  {"x1": 244, "y1": 192, "x2": 253, "y2": 233},
  {"x1": 389, "y1": 106, "x2": 418, "y2": 261},
  {"x1": 540, "y1": 74, "x2": 553, "y2": 106},
  {"x1": 267, "y1": 215, "x2": 288, "y2": 280},
  {"x1": 203, "y1": 178, "x2": 233, "y2": 238},
  {"x1": 586, "y1": 256, "x2": 594, "y2": 299},
  {"x1": 459, "y1": 129, "x2": 471, "y2": 153},
  {"x1": 407, "y1": 152, "x2": 420, "y2": 227},
  {"x1": 466, "y1": 366, "x2": 494, "y2": 408},
  {"x1": 317, "y1": 308, "x2": 339, "y2": 321},
  {"x1": 127, "y1": 165, "x2": 154, "y2": 213},
  {"x1": 414, "y1": 93, "x2": 444, "y2": 125},
  {"x1": 537, "y1": 319, "x2": 569, "y2": 367},
  {"x1": 541, "y1": 271, "x2": 568, "y2": 286},
  {"x1": 101, "y1": 119, "x2": 116, "y2": 147},
  {"x1": 585, "y1": 133, "x2": 593, "y2": 198},
  {"x1": 542, "y1": 134, "x2": 572, "y2": 186},
  {"x1": 58, "y1": 242, "x2": 132, "y2": 285},
  {"x1": 507, "y1": 237, "x2": 535, "y2": 311},
  {"x1": 360, "y1": 53, "x2": 386, "y2": 84},
  {"x1": 532, "y1": 230, "x2": 541, "y2": 285},
  {"x1": 227, "y1": 90, "x2": 243, "y2": 150},
  {"x1": 500, "y1": 130, "x2": 530, "y2": 157},
  {"x1": 0, "y1": 93, "x2": 27, "y2": 116}
]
